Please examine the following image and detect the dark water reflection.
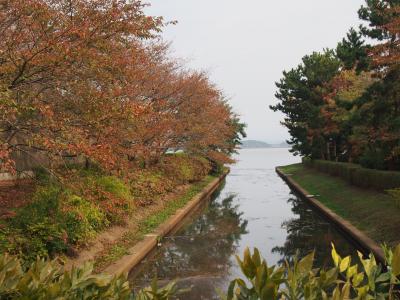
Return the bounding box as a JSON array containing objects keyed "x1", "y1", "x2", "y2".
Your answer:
[
  {"x1": 272, "y1": 195, "x2": 355, "y2": 267},
  {"x1": 129, "y1": 149, "x2": 358, "y2": 299}
]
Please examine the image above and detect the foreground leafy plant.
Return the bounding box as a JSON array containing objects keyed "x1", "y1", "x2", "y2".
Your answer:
[
  {"x1": 226, "y1": 244, "x2": 400, "y2": 300},
  {"x1": 134, "y1": 278, "x2": 188, "y2": 300},
  {"x1": 0, "y1": 253, "x2": 181, "y2": 300}
]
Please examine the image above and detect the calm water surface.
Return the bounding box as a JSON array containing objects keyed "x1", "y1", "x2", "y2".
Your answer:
[{"x1": 129, "y1": 148, "x2": 357, "y2": 299}]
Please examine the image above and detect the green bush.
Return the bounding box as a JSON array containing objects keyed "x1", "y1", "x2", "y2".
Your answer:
[
  {"x1": 359, "y1": 147, "x2": 387, "y2": 170},
  {"x1": 0, "y1": 155, "x2": 212, "y2": 263},
  {"x1": 0, "y1": 253, "x2": 182, "y2": 299},
  {"x1": 303, "y1": 159, "x2": 400, "y2": 191},
  {"x1": 130, "y1": 171, "x2": 174, "y2": 205},
  {"x1": 303, "y1": 158, "x2": 359, "y2": 181},
  {"x1": 95, "y1": 176, "x2": 132, "y2": 201},
  {"x1": 351, "y1": 167, "x2": 400, "y2": 190},
  {"x1": 3, "y1": 183, "x2": 109, "y2": 261},
  {"x1": 75, "y1": 170, "x2": 135, "y2": 224},
  {"x1": 1, "y1": 222, "x2": 66, "y2": 263},
  {"x1": 210, "y1": 160, "x2": 225, "y2": 175},
  {"x1": 62, "y1": 195, "x2": 107, "y2": 243},
  {"x1": 160, "y1": 154, "x2": 211, "y2": 183},
  {"x1": 386, "y1": 188, "x2": 400, "y2": 209},
  {"x1": 226, "y1": 243, "x2": 400, "y2": 299}
]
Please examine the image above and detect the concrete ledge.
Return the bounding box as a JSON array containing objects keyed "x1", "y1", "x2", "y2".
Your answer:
[
  {"x1": 276, "y1": 167, "x2": 385, "y2": 264},
  {"x1": 103, "y1": 170, "x2": 229, "y2": 276}
]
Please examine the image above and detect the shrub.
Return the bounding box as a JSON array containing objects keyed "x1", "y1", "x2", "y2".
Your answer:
[
  {"x1": 11, "y1": 222, "x2": 67, "y2": 262},
  {"x1": 95, "y1": 176, "x2": 132, "y2": 201},
  {"x1": 128, "y1": 154, "x2": 211, "y2": 206},
  {"x1": 160, "y1": 154, "x2": 211, "y2": 183},
  {"x1": 226, "y1": 244, "x2": 400, "y2": 299},
  {"x1": 210, "y1": 160, "x2": 225, "y2": 175},
  {"x1": 351, "y1": 167, "x2": 400, "y2": 190},
  {"x1": 314, "y1": 160, "x2": 360, "y2": 182},
  {"x1": 12, "y1": 184, "x2": 62, "y2": 226},
  {"x1": 303, "y1": 159, "x2": 400, "y2": 191},
  {"x1": 387, "y1": 188, "x2": 400, "y2": 209},
  {"x1": 0, "y1": 253, "x2": 182, "y2": 299},
  {"x1": 359, "y1": 147, "x2": 387, "y2": 170},
  {"x1": 61, "y1": 195, "x2": 107, "y2": 244},
  {"x1": 4, "y1": 183, "x2": 108, "y2": 261},
  {"x1": 130, "y1": 171, "x2": 174, "y2": 206},
  {"x1": 2, "y1": 220, "x2": 67, "y2": 263},
  {"x1": 1, "y1": 155, "x2": 212, "y2": 262},
  {"x1": 0, "y1": 230, "x2": 10, "y2": 254},
  {"x1": 75, "y1": 171, "x2": 135, "y2": 224}
]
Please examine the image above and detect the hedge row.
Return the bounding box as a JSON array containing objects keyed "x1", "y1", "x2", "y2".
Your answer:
[{"x1": 302, "y1": 158, "x2": 400, "y2": 191}]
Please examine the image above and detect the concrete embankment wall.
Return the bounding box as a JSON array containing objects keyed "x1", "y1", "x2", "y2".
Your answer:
[
  {"x1": 276, "y1": 167, "x2": 385, "y2": 264},
  {"x1": 104, "y1": 170, "x2": 229, "y2": 276}
]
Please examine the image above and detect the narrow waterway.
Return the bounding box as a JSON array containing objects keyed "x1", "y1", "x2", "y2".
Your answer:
[{"x1": 129, "y1": 148, "x2": 357, "y2": 299}]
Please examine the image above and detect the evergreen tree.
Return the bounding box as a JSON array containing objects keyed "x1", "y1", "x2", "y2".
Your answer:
[
  {"x1": 336, "y1": 28, "x2": 370, "y2": 72},
  {"x1": 271, "y1": 50, "x2": 340, "y2": 159},
  {"x1": 358, "y1": 0, "x2": 400, "y2": 40}
]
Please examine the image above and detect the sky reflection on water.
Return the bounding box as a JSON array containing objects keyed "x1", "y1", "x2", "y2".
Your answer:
[{"x1": 129, "y1": 148, "x2": 358, "y2": 299}]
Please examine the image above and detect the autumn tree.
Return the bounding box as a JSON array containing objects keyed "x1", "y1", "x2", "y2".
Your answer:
[
  {"x1": 0, "y1": 0, "x2": 164, "y2": 173},
  {"x1": 0, "y1": 0, "x2": 244, "y2": 176},
  {"x1": 350, "y1": 0, "x2": 400, "y2": 168},
  {"x1": 272, "y1": 1, "x2": 400, "y2": 169},
  {"x1": 359, "y1": 0, "x2": 400, "y2": 40}
]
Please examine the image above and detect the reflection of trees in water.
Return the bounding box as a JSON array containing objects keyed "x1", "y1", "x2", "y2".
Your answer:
[
  {"x1": 137, "y1": 192, "x2": 248, "y2": 283},
  {"x1": 272, "y1": 193, "x2": 356, "y2": 267}
]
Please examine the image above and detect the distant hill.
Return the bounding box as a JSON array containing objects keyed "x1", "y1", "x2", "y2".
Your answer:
[
  {"x1": 240, "y1": 140, "x2": 271, "y2": 149},
  {"x1": 240, "y1": 140, "x2": 289, "y2": 149},
  {"x1": 277, "y1": 141, "x2": 289, "y2": 148}
]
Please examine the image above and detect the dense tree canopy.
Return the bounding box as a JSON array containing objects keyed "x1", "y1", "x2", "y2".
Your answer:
[
  {"x1": 0, "y1": 0, "x2": 245, "y2": 175},
  {"x1": 271, "y1": 50, "x2": 340, "y2": 159},
  {"x1": 272, "y1": 0, "x2": 400, "y2": 170}
]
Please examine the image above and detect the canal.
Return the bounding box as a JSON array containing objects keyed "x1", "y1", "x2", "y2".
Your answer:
[{"x1": 129, "y1": 148, "x2": 358, "y2": 299}]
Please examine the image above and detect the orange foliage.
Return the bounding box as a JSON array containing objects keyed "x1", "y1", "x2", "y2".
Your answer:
[
  {"x1": 0, "y1": 0, "x2": 242, "y2": 174},
  {"x1": 370, "y1": 6, "x2": 400, "y2": 73}
]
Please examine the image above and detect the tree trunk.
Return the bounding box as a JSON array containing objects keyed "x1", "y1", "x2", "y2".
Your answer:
[
  {"x1": 333, "y1": 140, "x2": 337, "y2": 161},
  {"x1": 326, "y1": 142, "x2": 331, "y2": 161}
]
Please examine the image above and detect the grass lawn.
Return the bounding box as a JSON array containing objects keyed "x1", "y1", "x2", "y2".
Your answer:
[{"x1": 279, "y1": 164, "x2": 400, "y2": 247}]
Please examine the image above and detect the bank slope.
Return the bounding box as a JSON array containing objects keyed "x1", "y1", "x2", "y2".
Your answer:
[{"x1": 277, "y1": 164, "x2": 400, "y2": 257}]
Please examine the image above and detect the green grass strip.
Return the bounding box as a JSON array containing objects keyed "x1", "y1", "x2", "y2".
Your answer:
[
  {"x1": 280, "y1": 164, "x2": 400, "y2": 246},
  {"x1": 139, "y1": 175, "x2": 216, "y2": 234}
]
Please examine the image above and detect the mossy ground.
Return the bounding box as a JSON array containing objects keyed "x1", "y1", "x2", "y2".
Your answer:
[{"x1": 279, "y1": 164, "x2": 400, "y2": 246}]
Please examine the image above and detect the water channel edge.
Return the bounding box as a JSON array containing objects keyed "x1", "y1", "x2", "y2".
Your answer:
[
  {"x1": 275, "y1": 167, "x2": 385, "y2": 264},
  {"x1": 103, "y1": 169, "x2": 230, "y2": 276}
]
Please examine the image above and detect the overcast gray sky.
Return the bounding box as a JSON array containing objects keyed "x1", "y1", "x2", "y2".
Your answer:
[{"x1": 147, "y1": 1, "x2": 365, "y2": 143}]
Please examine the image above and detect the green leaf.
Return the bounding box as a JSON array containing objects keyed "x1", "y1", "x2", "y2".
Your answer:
[
  {"x1": 331, "y1": 244, "x2": 341, "y2": 267},
  {"x1": 339, "y1": 256, "x2": 351, "y2": 273},
  {"x1": 298, "y1": 251, "x2": 314, "y2": 275},
  {"x1": 252, "y1": 248, "x2": 261, "y2": 267},
  {"x1": 346, "y1": 264, "x2": 358, "y2": 279},
  {"x1": 260, "y1": 282, "x2": 277, "y2": 300},
  {"x1": 391, "y1": 244, "x2": 400, "y2": 276},
  {"x1": 352, "y1": 272, "x2": 365, "y2": 287}
]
